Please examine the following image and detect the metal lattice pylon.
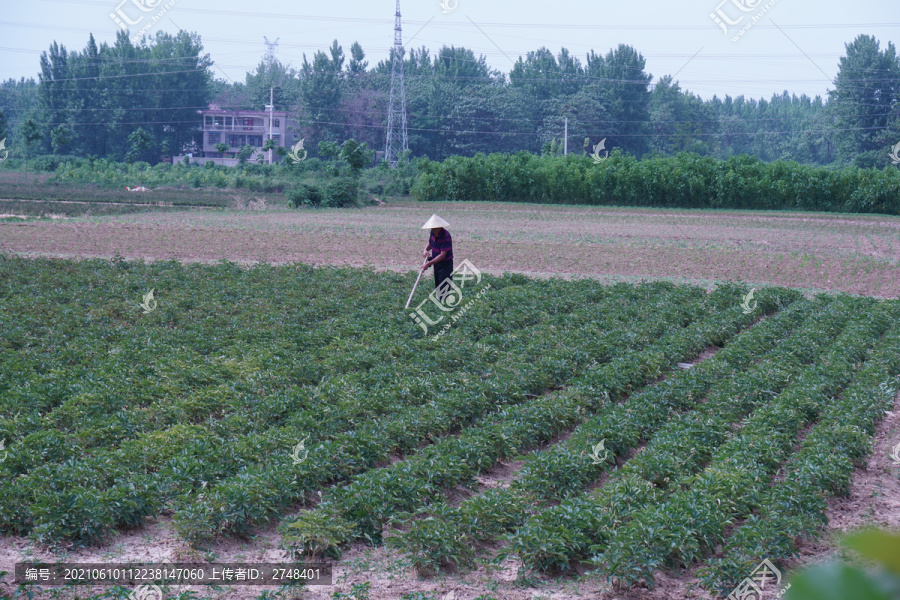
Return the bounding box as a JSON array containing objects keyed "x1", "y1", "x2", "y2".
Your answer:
[
  {"x1": 385, "y1": 0, "x2": 408, "y2": 167},
  {"x1": 263, "y1": 36, "x2": 279, "y2": 65}
]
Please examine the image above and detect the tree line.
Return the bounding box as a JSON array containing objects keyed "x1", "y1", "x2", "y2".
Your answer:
[{"x1": 0, "y1": 30, "x2": 897, "y2": 168}]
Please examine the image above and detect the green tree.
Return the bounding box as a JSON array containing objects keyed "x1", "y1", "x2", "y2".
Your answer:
[
  {"x1": 126, "y1": 127, "x2": 152, "y2": 188},
  {"x1": 347, "y1": 42, "x2": 368, "y2": 77},
  {"x1": 433, "y1": 45, "x2": 494, "y2": 87},
  {"x1": 828, "y1": 35, "x2": 900, "y2": 164},
  {"x1": 590, "y1": 44, "x2": 653, "y2": 156},
  {"x1": 510, "y1": 47, "x2": 565, "y2": 102},
  {"x1": 340, "y1": 138, "x2": 372, "y2": 173},
  {"x1": 444, "y1": 85, "x2": 532, "y2": 156},
  {"x1": 245, "y1": 59, "x2": 300, "y2": 111},
  {"x1": 50, "y1": 124, "x2": 74, "y2": 154},
  {"x1": 262, "y1": 137, "x2": 277, "y2": 163},
  {"x1": 37, "y1": 31, "x2": 213, "y2": 162},
  {"x1": 236, "y1": 144, "x2": 254, "y2": 164},
  {"x1": 0, "y1": 78, "x2": 38, "y2": 135},
  {"x1": 21, "y1": 117, "x2": 42, "y2": 184},
  {"x1": 299, "y1": 40, "x2": 345, "y2": 141},
  {"x1": 649, "y1": 76, "x2": 714, "y2": 155},
  {"x1": 317, "y1": 140, "x2": 340, "y2": 161}
]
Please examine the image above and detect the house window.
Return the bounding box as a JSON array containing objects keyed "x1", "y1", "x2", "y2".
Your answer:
[
  {"x1": 204, "y1": 116, "x2": 213, "y2": 126},
  {"x1": 208, "y1": 132, "x2": 221, "y2": 144},
  {"x1": 241, "y1": 117, "x2": 255, "y2": 130},
  {"x1": 248, "y1": 136, "x2": 263, "y2": 147},
  {"x1": 214, "y1": 116, "x2": 226, "y2": 127},
  {"x1": 273, "y1": 119, "x2": 280, "y2": 127},
  {"x1": 228, "y1": 135, "x2": 246, "y2": 147},
  {"x1": 225, "y1": 117, "x2": 233, "y2": 127}
]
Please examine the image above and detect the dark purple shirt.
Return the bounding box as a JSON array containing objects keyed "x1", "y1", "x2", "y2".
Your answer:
[{"x1": 429, "y1": 229, "x2": 453, "y2": 262}]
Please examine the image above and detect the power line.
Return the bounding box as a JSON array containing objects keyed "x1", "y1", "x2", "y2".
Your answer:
[
  {"x1": 26, "y1": 99, "x2": 898, "y2": 128},
  {"x1": 36, "y1": 68, "x2": 208, "y2": 83},
  {"x1": 9, "y1": 112, "x2": 891, "y2": 140}
]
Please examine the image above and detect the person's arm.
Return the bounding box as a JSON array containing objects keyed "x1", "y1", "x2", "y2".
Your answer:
[{"x1": 422, "y1": 250, "x2": 448, "y2": 270}]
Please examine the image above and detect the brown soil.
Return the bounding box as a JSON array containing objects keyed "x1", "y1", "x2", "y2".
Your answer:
[
  {"x1": 1, "y1": 199, "x2": 898, "y2": 297},
  {"x1": 786, "y1": 388, "x2": 900, "y2": 569}
]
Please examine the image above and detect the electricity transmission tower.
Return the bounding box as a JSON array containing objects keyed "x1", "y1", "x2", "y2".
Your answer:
[
  {"x1": 263, "y1": 37, "x2": 279, "y2": 65},
  {"x1": 384, "y1": 0, "x2": 408, "y2": 167}
]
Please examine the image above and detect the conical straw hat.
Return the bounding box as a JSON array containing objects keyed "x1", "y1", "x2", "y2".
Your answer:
[{"x1": 421, "y1": 214, "x2": 450, "y2": 229}]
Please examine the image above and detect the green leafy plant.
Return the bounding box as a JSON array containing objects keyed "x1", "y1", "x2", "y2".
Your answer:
[
  {"x1": 236, "y1": 144, "x2": 255, "y2": 164},
  {"x1": 281, "y1": 509, "x2": 355, "y2": 560},
  {"x1": 331, "y1": 582, "x2": 371, "y2": 600},
  {"x1": 324, "y1": 177, "x2": 359, "y2": 207},
  {"x1": 125, "y1": 127, "x2": 153, "y2": 189},
  {"x1": 20, "y1": 117, "x2": 42, "y2": 185},
  {"x1": 287, "y1": 182, "x2": 325, "y2": 208},
  {"x1": 784, "y1": 530, "x2": 900, "y2": 600}
]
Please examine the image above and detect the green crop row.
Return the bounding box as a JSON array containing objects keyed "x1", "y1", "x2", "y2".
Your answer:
[
  {"x1": 6, "y1": 248, "x2": 895, "y2": 594},
  {"x1": 3, "y1": 266, "x2": 629, "y2": 447},
  {"x1": 412, "y1": 151, "x2": 900, "y2": 215},
  {"x1": 512, "y1": 291, "x2": 809, "y2": 500},
  {"x1": 284, "y1": 287, "x2": 773, "y2": 567},
  {"x1": 588, "y1": 299, "x2": 897, "y2": 589},
  {"x1": 697, "y1": 322, "x2": 900, "y2": 595},
  {"x1": 390, "y1": 289, "x2": 804, "y2": 572},
  {"x1": 504, "y1": 295, "x2": 870, "y2": 574},
  {"x1": 165, "y1": 282, "x2": 712, "y2": 543},
  {"x1": 0, "y1": 260, "x2": 725, "y2": 545}
]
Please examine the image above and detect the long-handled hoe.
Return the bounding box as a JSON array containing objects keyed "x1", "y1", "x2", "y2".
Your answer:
[{"x1": 405, "y1": 256, "x2": 429, "y2": 309}]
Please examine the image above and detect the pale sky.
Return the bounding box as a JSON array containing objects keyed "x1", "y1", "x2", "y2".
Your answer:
[{"x1": 1, "y1": 0, "x2": 898, "y2": 102}]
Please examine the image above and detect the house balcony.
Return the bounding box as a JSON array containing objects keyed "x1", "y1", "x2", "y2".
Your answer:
[{"x1": 201, "y1": 126, "x2": 270, "y2": 133}]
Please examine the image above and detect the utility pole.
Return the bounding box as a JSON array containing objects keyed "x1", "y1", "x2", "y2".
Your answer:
[
  {"x1": 564, "y1": 117, "x2": 568, "y2": 155},
  {"x1": 385, "y1": 0, "x2": 408, "y2": 167},
  {"x1": 268, "y1": 86, "x2": 274, "y2": 164}
]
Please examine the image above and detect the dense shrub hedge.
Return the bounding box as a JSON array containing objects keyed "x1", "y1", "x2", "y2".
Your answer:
[
  {"x1": 412, "y1": 151, "x2": 900, "y2": 215},
  {"x1": 287, "y1": 177, "x2": 360, "y2": 208},
  {"x1": 287, "y1": 182, "x2": 326, "y2": 208}
]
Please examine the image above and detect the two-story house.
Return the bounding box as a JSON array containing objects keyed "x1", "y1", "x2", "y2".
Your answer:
[{"x1": 182, "y1": 104, "x2": 295, "y2": 166}]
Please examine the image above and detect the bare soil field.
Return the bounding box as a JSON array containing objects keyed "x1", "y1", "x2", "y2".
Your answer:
[{"x1": 0, "y1": 198, "x2": 898, "y2": 297}]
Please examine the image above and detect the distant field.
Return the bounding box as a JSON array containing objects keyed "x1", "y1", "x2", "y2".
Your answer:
[
  {"x1": 0, "y1": 181, "x2": 285, "y2": 217},
  {"x1": 0, "y1": 197, "x2": 898, "y2": 296}
]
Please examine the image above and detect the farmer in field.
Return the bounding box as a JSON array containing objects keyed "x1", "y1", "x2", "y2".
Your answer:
[{"x1": 421, "y1": 214, "x2": 454, "y2": 291}]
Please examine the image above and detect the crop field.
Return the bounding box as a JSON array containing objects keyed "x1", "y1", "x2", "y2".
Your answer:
[{"x1": 1, "y1": 200, "x2": 900, "y2": 600}]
